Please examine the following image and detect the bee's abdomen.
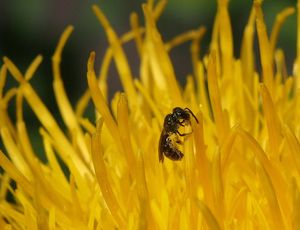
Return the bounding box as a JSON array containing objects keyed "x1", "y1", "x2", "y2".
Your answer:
[{"x1": 162, "y1": 134, "x2": 184, "y2": 161}]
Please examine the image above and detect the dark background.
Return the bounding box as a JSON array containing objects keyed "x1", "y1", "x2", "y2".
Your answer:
[{"x1": 0, "y1": 0, "x2": 297, "y2": 159}]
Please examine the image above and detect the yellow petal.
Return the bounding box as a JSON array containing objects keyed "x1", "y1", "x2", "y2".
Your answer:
[
  {"x1": 92, "y1": 5, "x2": 137, "y2": 107},
  {"x1": 254, "y1": 1, "x2": 274, "y2": 96},
  {"x1": 260, "y1": 84, "x2": 282, "y2": 158},
  {"x1": 195, "y1": 198, "x2": 221, "y2": 230},
  {"x1": 207, "y1": 51, "x2": 230, "y2": 144},
  {"x1": 143, "y1": 4, "x2": 183, "y2": 105},
  {"x1": 0, "y1": 150, "x2": 33, "y2": 195},
  {"x1": 270, "y1": 7, "x2": 295, "y2": 54},
  {"x1": 91, "y1": 119, "x2": 126, "y2": 228}
]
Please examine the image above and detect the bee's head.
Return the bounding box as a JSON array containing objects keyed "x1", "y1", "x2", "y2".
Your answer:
[
  {"x1": 163, "y1": 114, "x2": 179, "y2": 132},
  {"x1": 172, "y1": 107, "x2": 190, "y2": 121}
]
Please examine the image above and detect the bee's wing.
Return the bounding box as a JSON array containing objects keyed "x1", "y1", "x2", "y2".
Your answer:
[{"x1": 158, "y1": 130, "x2": 166, "y2": 163}]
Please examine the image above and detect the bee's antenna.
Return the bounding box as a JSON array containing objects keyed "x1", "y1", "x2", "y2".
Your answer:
[{"x1": 184, "y1": 108, "x2": 199, "y2": 123}]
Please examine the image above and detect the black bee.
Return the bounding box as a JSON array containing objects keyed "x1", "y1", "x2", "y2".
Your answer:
[{"x1": 159, "y1": 107, "x2": 198, "y2": 162}]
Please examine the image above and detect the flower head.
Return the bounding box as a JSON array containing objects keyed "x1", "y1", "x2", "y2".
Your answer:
[{"x1": 1, "y1": 0, "x2": 300, "y2": 229}]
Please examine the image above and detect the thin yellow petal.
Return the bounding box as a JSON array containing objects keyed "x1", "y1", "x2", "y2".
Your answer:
[
  {"x1": 165, "y1": 27, "x2": 206, "y2": 52},
  {"x1": 150, "y1": 199, "x2": 164, "y2": 229},
  {"x1": 48, "y1": 207, "x2": 56, "y2": 230},
  {"x1": 98, "y1": 27, "x2": 144, "y2": 84},
  {"x1": 70, "y1": 175, "x2": 84, "y2": 222},
  {"x1": 191, "y1": 28, "x2": 206, "y2": 72},
  {"x1": 24, "y1": 55, "x2": 43, "y2": 81},
  {"x1": 0, "y1": 174, "x2": 10, "y2": 200},
  {"x1": 153, "y1": 0, "x2": 167, "y2": 20},
  {"x1": 221, "y1": 125, "x2": 238, "y2": 173},
  {"x1": 211, "y1": 148, "x2": 223, "y2": 222},
  {"x1": 241, "y1": 7, "x2": 255, "y2": 92},
  {"x1": 75, "y1": 90, "x2": 91, "y2": 118},
  {"x1": 52, "y1": 25, "x2": 74, "y2": 71},
  {"x1": 297, "y1": 0, "x2": 300, "y2": 89},
  {"x1": 4, "y1": 57, "x2": 91, "y2": 178},
  {"x1": 143, "y1": 4, "x2": 183, "y2": 105},
  {"x1": 91, "y1": 119, "x2": 126, "y2": 228},
  {"x1": 270, "y1": 7, "x2": 295, "y2": 54},
  {"x1": 292, "y1": 179, "x2": 300, "y2": 228},
  {"x1": 193, "y1": 112, "x2": 213, "y2": 209},
  {"x1": 258, "y1": 164, "x2": 286, "y2": 229},
  {"x1": 0, "y1": 150, "x2": 33, "y2": 195},
  {"x1": 260, "y1": 84, "x2": 282, "y2": 158},
  {"x1": 275, "y1": 49, "x2": 288, "y2": 81},
  {"x1": 92, "y1": 5, "x2": 137, "y2": 107},
  {"x1": 1, "y1": 127, "x2": 32, "y2": 180},
  {"x1": 0, "y1": 65, "x2": 7, "y2": 97},
  {"x1": 78, "y1": 118, "x2": 96, "y2": 134},
  {"x1": 218, "y1": 0, "x2": 233, "y2": 78},
  {"x1": 3, "y1": 88, "x2": 17, "y2": 106},
  {"x1": 87, "y1": 52, "x2": 123, "y2": 153},
  {"x1": 282, "y1": 125, "x2": 300, "y2": 175},
  {"x1": 52, "y1": 26, "x2": 91, "y2": 166},
  {"x1": 16, "y1": 191, "x2": 38, "y2": 230},
  {"x1": 237, "y1": 127, "x2": 288, "y2": 229},
  {"x1": 2, "y1": 57, "x2": 23, "y2": 82},
  {"x1": 130, "y1": 12, "x2": 143, "y2": 56},
  {"x1": 0, "y1": 203, "x2": 26, "y2": 227},
  {"x1": 42, "y1": 132, "x2": 69, "y2": 186},
  {"x1": 195, "y1": 199, "x2": 221, "y2": 230},
  {"x1": 254, "y1": 1, "x2": 274, "y2": 96},
  {"x1": 117, "y1": 93, "x2": 136, "y2": 170},
  {"x1": 134, "y1": 79, "x2": 163, "y2": 123},
  {"x1": 207, "y1": 51, "x2": 229, "y2": 144}
]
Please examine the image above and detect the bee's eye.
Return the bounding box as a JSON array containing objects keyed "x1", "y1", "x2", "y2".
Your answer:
[{"x1": 173, "y1": 107, "x2": 183, "y2": 115}]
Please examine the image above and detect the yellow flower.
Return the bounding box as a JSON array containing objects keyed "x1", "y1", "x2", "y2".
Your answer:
[{"x1": 1, "y1": 0, "x2": 300, "y2": 229}]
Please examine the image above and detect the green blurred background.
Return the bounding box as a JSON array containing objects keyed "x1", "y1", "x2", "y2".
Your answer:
[{"x1": 0, "y1": 0, "x2": 297, "y2": 161}]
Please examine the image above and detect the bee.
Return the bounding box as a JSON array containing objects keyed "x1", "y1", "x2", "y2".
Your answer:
[{"x1": 159, "y1": 107, "x2": 198, "y2": 162}]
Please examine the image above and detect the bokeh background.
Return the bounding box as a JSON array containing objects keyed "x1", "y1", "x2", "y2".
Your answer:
[{"x1": 0, "y1": 0, "x2": 297, "y2": 158}]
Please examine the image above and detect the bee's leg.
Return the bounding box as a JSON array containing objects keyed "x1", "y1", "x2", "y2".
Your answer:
[
  {"x1": 175, "y1": 136, "x2": 183, "y2": 145},
  {"x1": 179, "y1": 120, "x2": 185, "y2": 126},
  {"x1": 176, "y1": 130, "x2": 192, "y2": 136},
  {"x1": 176, "y1": 139, "x2": 183, "y2": 145},
  {"x1": 179, "y1": 119, "x2": 191, "y2": 127}
]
